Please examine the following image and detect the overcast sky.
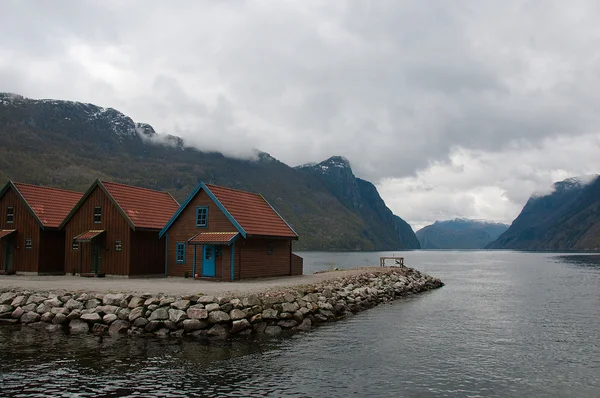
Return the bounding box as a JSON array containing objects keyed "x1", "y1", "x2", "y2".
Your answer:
[{"x1": 2, "y1": 1, "x2": 600, "y2": 230}]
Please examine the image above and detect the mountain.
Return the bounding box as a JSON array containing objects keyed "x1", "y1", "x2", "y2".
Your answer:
[
  {"x1": 416, "y1": 218, "x2": 508, "y2": 249},
  {"x1": 487, "y1": 176, "x2": 600, "y2": 250},
  {"x1": 296, "y1": 157, "x2": 420, "y2": 249},
  {"x1": 0, "y1": 92, "x2": 419, "y2": 251}
]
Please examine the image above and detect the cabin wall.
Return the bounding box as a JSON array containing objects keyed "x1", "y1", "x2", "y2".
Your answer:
[
  {"x1": 64, "y1": 186, "x2": 131, "y2": 275},
  {"x1": 129, "y1": 231, "x2": 165, "y2": 276},
  {"x1": 166, "y1": 190, "x2": 236, "y2": 277},
  {"x1": 38, "y1": 230, "x2": 66, "y2": 274},
  {"x1": 239, "y1": 238, "x2": 292, "y2": 279},
  {"x1": 291, "y1": 253, "x2": 304, "y2": 276},
  {"x1": 0, "y1": 187, "x2": 40, "y2": 272}
]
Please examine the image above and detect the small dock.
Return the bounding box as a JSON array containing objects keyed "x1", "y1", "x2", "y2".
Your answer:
[{"x1": 379, "y1": 256, "x2": 404, "y2": 267}]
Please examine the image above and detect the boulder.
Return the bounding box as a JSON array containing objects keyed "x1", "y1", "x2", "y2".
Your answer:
[
  {"x1": 103, "y1": 293, "x2": 125, "y2": 306},
  {"x1": 21, "y1": 311, "x2": 40, "y2": 324},
  {"x1": 261, "y1": 308, "x2": 278, "y2": 320},
  {"x1": 292, "y1": 311, "x2": 304, "y2": 323},
  {"x1": 65, "y1": 299, "x2": 84, "y2": 311},
  {"x1": 154, "y1": 328, "x2": 170, "y2": 337},
  {"x1": 208, "y1": 311, "x2": 230, "y2": 324},
  {"x1": 11, "y1": 296, "x2": 27, "y2": 307},
  {"x1": 51, "y1": 307, "x2": 70, "y2": 315},
  {"x1": 278, "y1": 319, "x2": 298, "y2": 328},
  {"x1": 230, "y1": 319, "x2": 251, "y2": 334},
  {"x1": 109, "y1": 320, "x2": 130, "y2": 334},
  {"x1": 103, "y1": 314, "x2": 118, "y2": 324},
  {"x1": 159, "y1": 297, "x2": 176, "y2": 306},
  {"x1": 69, "y1": 319, "x2": 89, "y2": 333},
  {"x1": 52, "y1": 313, "x2": 68, "y2": 325},
  {"x1": 216, "y1": 297, "x2": 230, "y2": 305},
  {"x1": 133, "y1": 317, "x2": 149, "y2": 328},
  {"x1": 144, "y1": 321, "x2": 162, "y2": 333},
  {"x1": 168, "y1": 309, "x2": 187, "y2": 323},
  {"x1": 81, "y1": 313, "x2": 102, "y2": 323},
  {"x1": 197, "y1": 295, "x2": 215, "y2": 304},
  {"x1": 229, "y1": 309, "x2": 246, "y2": 321},
  {"x1": 0, "y1": 292, "x2": 17, "y2": 304},
  {"x1": 187, "y1": 307, "x2": 208, "y2": 320},
  {"x1": 11, "y1": 307, "x2": 23, "y2": 319},
  {"x1": 27, "y1": 295, "x2": 47, "y2": 305},
  {"x1": 0, "y1": 304, "x2": 13, "y2": 313},
  {"x1": 171, "y1": 300, "x2": 190, "y2": 311},
  {"x1": 207, "y1": 324, "x2": 229, "y2": 338},
  {"x1": 67, "y1": 309, "x2": 82, "y2": 320},
  {"x1": 220, "y1": 303, "x2": 233, "y2": 313},
  {"x1": 94, "y1": 305, "x2": 119, "y2": 315},
  {"x1": 253, "y1": 322, "x2": 268, "y2": 334},
  {"x1": 44, "y1": 297, "x2": 63, "y2": 308},
  {"x1": 295, "y1": 318, "x2": 312, "y2": 331},
  {"x1": 264, "y1": 325, "x2": 282, "y2": 336},
  {"x1": 282, "y1": 302, "x2": 299, "y2": 313},
  {"x1": 85, "y1": 299, "x2": 101, "y2": 310},
  {"x1": 148, "y1": 307, "x2": 169, "y2": 321},
  {"x1": 36, "y1": 304, "x2": 51, "y2": 314},
  {"x1": 117, "y1": 308, "x2": 131, "y2": 320},
  {"x1": 40, "y1": 312, "x2": 55, "y2": 323},
  {"x1": 205, "y1": 303, "x2": 220, "y2": 312},
  {"x1": 128, "y1": 296, "x2": 145, "y2": 309},
  {"x1": 22, "y1": 303, "x2": 37, "y2": 312},
  {"x1": 144, "y1": 297, "x2": 160, "y2": 306},
  {"x1": 164, "y1": 321, "x2": 178, "y2": 330},
  {"x1": 129, "y1": 307, "x2": 145, "y2": 322},
  {"x1": 183, "y1": 319, "x2": 209, "y2": 332},
  {"x1": 242, "y1": 295, "x2": 261, "y2": 307}
]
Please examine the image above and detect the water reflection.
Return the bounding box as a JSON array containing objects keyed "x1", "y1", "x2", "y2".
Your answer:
[{"x1": 554, "y1": 254, "x2": 600, "y2": 268}]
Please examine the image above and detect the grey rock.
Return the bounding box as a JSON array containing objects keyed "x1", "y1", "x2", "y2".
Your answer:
[
  {"x1": 95, "y1": 305, "x2": 119, "y2": 315},
  {"x1": 85, "y1": 299, "x2": 102, "y2": 309},
  {"x1": 164, "y1": 321, "x2": 178, "y2": 330},
  {"x1": 91, "y1": 323, "x2": 109, "y2": 334},
  {"x1": 183, "y1": 319, "x2": 209, "y2": 332},
  {"x1": 282, "y1": 302, "x2": 299, "y2": 313},
  {"x1": 264, "y1": 325, "x2": 282, "y2": 336},
  {"x1": 67, "y1": 309, "x2": 82, "y2": 320},
  {"x1": 11, "y1": 296, "x2": 27, "y2": 307},
  {"x1": 322, "y1": 288, "x2": 333, "y2": 298},
  {"x1": 21, "y1": 311, "x2": 40, "y2": 324},
  {"x1": 207, "y1": 324, "x2": 229, "y2": 338},
  {"x1": 44, "y1": 297, "x2": 63, "y2": 308},
  {"x1": 189, "y1": 303, "x2": 205, "y2": 309},
  {"x1": 144, "y1": 297, "x2": 160, "y2": 306},
  {"x1": 208, "y1": 311, "x2": 230, "y2": 324},
  {"x1": 133, "y1": 317, "x2": 148, "y2": 328},
  {"x1": 292, "y1": 311, "x2": 304, "y2": 323},
  {"x1": 103, "y1": 314, "x2": 118, "y2": 324},
  {"x1": 229, "y1": 309, "x2": 246, "y2": 321},
  {"x1": 205, "y1": 303, "x2": 220, "y2": 312},
  {"x1": 171, "y1": 300, "x2": 190, "y2": 311},
  {"x1": 168, "y1": 309, "x2": 187, "y2": 323},
  {"x1": 159, "y1": 297, "x2": 176, "y2": 306},
  {"x1": 197, "y1": 295, "x2": 215, "y2": 304},
  {"x1": 128, "y1": 296, "x2": 145, "y2": 309},
  {"x1": 117, "y1": 308, "x2": 131, "y2": 320},
  {"x1": 69, "y1": 319, "x2": 89, "y2": 333},
  {"x1": 220, "y1": 303, "x2": 233, "y2": 313},
  {"x1": 11, "y1": 307, "x2": 23, "y2": 319},
  {"x1": 314, "y1": 313, "x2": 328, "y2": 323},
  {"x1": 319, "y1": 302, "x2": 334, "y2": 311},
  {"x1": 253, "y1": 322, "x2": 268, "y2": 333},
  {"x1": 250, "y1": 314, "x2": 262, "y2": 323},
  {"x1": 147, "y1": 304, "x2": 159, "y2": 311},
  {"x1": 262, "y1": 308, "x2": 278, "y2": 320},
  {"x1": 170, "y1": 329, "x2": 185, "y2": 338},
  {"x1": 295, "y1": 318, "x2": 312, "y2": 331},
  {"x1": 231, "y1": 319, "x2": 251, "y2": 334},
  {"x1": 0, "y1": 292, "x2": 17, "y2": 304},
  {"x1": 129, "y1": 307, "x2": 144, "y2": 322},
  {"x1": 229, "y1": 298, "x2": 242, "y2": 308},
  {"x1": 109, "y1": 320, "x2": 130, "y2": 334},
  {"x1": 242, "y1": 295, "x2": 261, "y2": 307},
  {"x1": 144, "y1": 321, "x2": 162, "y2": 332},
  {"x1": 36, "y1": 304, "x2": 51, "y2": 314},
  {"x1": 0, "y1": 304, "x2": 12, "y2": 313},
  {"x1": 41, "y1": 312, "x2": 55, "y2": 323},
  {"x1": 81, "y1": 313, "x2": 102, "y2": 323},
  {"x1": 216, "y1": 297, "x2": 230, "y2": 305},
  {"x1": 65, "y1": 299, "x2": 84, "y2": 311},
  {"x1": 278, "y1": 319, "x2": 298, "y2": 328},
  {"x1": 103, "y1": 293, "x2": 125, "y2": 306},
  {"x1": 149, "y1": 307, "x2": 169, "y2": 321},
  {"x1": 154, "y1": 328, "x2": 170, "y2": 337},
  {"x1": 26, "y1": 295, "x2": 46, "y2": 305},
  {"x1": 52, "y1": 313, "x2": 68, "y2": 325},
  {"x1": 46, "y1": 324, "x2": 62, "y2": 332},
  {"x1": 22, "y1": 303, "x2": 37, "y2": 312},
  {"x1": 51, "y1": 307, "x2": 70, "y2": 315},
  {"x1": 187, "y1": 307, "x2": 208, "y2": 320}
]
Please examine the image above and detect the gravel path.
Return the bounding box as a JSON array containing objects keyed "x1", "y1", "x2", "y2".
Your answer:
[{"x1": 0, "y1": 267, "x2": 387, "y2": 296}]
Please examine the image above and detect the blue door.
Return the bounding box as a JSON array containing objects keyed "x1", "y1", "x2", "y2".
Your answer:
[{"x1": 202, "y1": 245, "x2": 216, "y2": 277}]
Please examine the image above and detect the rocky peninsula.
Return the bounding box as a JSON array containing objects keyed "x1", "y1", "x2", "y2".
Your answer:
[{"x1": 0, "y1": 267, "x2": 443, "y2": 339}]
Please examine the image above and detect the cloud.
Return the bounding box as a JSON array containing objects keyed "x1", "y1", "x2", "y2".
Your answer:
[{"x1": 2, "y1": 1, "x2": 600, "y2": 227}]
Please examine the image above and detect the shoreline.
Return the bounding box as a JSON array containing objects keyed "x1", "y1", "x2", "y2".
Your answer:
[{"x1": 0, "y1": 266, "x2": 443, "y2": 339}]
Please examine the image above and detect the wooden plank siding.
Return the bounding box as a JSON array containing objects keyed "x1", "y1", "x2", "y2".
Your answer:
[
  {"x1": 38, "y1": 230, "x2": 66, "y2": 274},
  {"x1": 166, "y1": 190, "x2": 237, "y2": 277},
  {"x1": 0, "y1": 186, "x2": 40, "y2": 272},
  {"x1": 291, "y1": 253, "x2": 303, "y2": 276},
  {"x1": 129, "y1": 231, "x2": 166, "y2": 277},
  {"x1": 239, "y1": 238, "x2": 291, "y2": 279},
  {"x1": 64, "y1": 186, "x2": 131, "y2": 275}
]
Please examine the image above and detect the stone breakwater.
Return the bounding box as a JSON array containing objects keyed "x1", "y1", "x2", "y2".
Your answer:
[{"x1": 0, "y1": 267, "x2": 443, "y2": 339}]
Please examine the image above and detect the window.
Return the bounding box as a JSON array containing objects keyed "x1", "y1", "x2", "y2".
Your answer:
[
  {"x1": 72, "y1": 240, "x2": 79, "y2": 251},
  {"x1": 115, "y1": 240, "x2": 122, "y2": 252},
  {"x1": 94, "y1": 206, "x2": 102, "y2": 223},
  {"x1": 267, "y1": 242, "x2": 274, "y2": 255},
  {"x1": 25, "y1": 238, "x2": 32, "y2": 249},
  {"x1": 176, "y1": 242, "x2": 186, "y2": 264},
  {"x1": 6, "y1": 207, "x2": 14, "y2": 224},
  {"x1": 196, "y1": 206, "x2": 208, "y2": 227}
]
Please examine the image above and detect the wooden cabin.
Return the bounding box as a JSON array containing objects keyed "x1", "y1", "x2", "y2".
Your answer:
[
  {"x1": 0, "y1": 181, "x2": 83, "y2": 274},
  {"x1": 61, "y1": 180, "x2": 179, "y2": 277},
  {"x1": 160, "y1": 182, "x2": 303, "y2": 280}
]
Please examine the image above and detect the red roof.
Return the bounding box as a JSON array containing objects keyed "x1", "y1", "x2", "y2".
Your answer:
[
  {"x1": 0, "y1": 229, "x2": 16, "y2": 240},
  {"x1": 206, "y1": 184, "x2": 297, "y2": 238},
  {"x1": 102, "y1": 181, "x2": 180, "y2": 230},
  {"x1": 13, "y1": 182, "x2": 83, "y2": 228},
  {"x1": 74, "y1": 230, "x2": 105, "y2": 242},
  {"x1": 188, "y1": 232, "x2": 239, "y2": 245}
]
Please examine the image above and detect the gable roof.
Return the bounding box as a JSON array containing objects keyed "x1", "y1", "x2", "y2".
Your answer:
[
  {"x1": 160, "y1": 182, "x2": 298, "y2": 239},
  {"x1": 60, "y1": 180, "x2": 180, "y2": 231},
  {"x1": 0, "y1": 181, "x2": 83, "y2": 229}
]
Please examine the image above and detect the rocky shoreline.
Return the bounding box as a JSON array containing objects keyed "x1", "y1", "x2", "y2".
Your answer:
[{"x1": 0, "y1": 267, "x2": 443, "y2": 339}]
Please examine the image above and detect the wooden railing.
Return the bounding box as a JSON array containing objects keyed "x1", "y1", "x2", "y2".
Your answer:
[{"x1": 379, "y1": 256, "x2": 404, "y2": 267}]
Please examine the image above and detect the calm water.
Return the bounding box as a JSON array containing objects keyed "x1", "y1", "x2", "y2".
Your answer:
[{"x1": 1, "y1": 251, "x2": 600, "y2": 397}]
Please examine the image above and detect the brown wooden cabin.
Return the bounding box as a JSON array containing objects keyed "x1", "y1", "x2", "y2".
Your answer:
[
  {"x1": 0, "y1": 181, "x2": 83, "y2": 274},
  {"x1": 60, "y1": 180, "x2": 179, "y2": 277},
  {"x1": 160, "y1": 182, "x2": 303, "y2": 280}
]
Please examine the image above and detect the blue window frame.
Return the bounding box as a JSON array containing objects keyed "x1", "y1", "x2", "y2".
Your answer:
[
  {"x1": 196, "y1": 206, "x2": 208, "y2": 227},
  {"x1": 176, "y1": 242, "x2": 186, "y2": 264}
]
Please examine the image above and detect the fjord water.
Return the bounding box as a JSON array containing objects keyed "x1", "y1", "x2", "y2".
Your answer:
[{"x1": 1, "y1": 251, "x2": 599, "y2": 397}]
